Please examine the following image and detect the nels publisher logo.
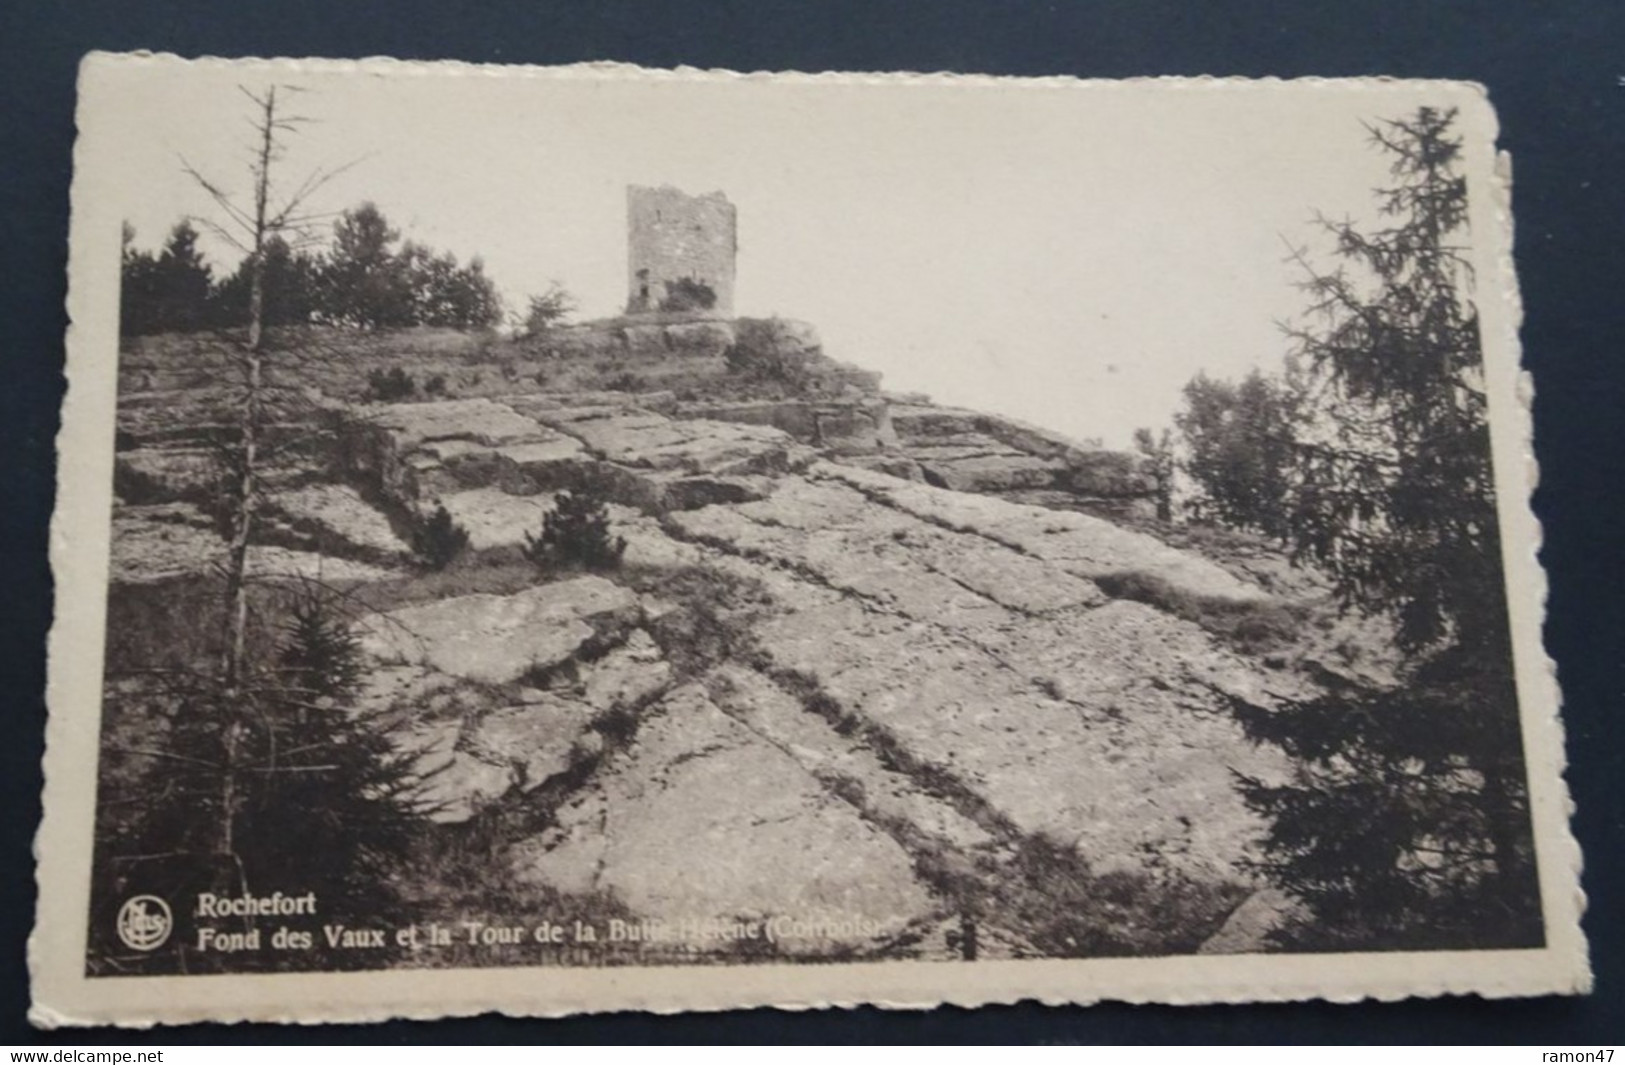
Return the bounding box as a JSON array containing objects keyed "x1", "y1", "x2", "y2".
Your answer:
[{"x1": 115, "y1": 895, "x2": 172, "y2": 951}]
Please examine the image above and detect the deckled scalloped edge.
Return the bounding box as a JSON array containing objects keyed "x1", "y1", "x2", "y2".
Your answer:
[{"x1": 31, "y1": 52, "x2": 1590, "y2": 1029}]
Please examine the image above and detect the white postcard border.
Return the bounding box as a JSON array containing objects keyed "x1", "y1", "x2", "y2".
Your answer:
[{"x1": 31, "y1": 53, "x2": 1590, "y2": 1027}]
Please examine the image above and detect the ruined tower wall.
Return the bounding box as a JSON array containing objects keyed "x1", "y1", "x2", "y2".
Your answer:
[{"x1": 627, "y1": 186, "x2": 737, "y2": 315}]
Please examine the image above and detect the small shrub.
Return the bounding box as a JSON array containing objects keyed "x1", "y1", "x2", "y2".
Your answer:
[
  {"x1": 523, "y1": 283, "x2": 576, "y2": 335},
  {"x1": 658, "y1": 278, "x2": 717, "y2": 313},
  {"x1": 723, "y1": 318, "x2": 818, "y2": 395},
  {"x1": 412, "y1": 504, "x2": 471, "y2": 571},
  {"x1": 606, "y1": 371, "x2": 644, "y2": 393},
  {"x1": 366, "y1": 366, "x2": 416, "y2": 402},
  {"x1": 523, "y1": 479, "x2": 626, "y2": 572},
  {"x1": 533, "y1": 369, "x2": 549, "y2": 387},
  {"x1": 424, "y1": 373, "x2": 447, "y2": 396}
]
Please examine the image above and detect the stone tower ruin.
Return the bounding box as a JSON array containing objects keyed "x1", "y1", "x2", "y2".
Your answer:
[{"x1": 626, "y1": 185, "x2": 737, "y2": 316}]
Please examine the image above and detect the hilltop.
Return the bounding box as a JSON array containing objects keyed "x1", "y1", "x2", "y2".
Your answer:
[{"x1": 101, "y1": 315, "x2": 1396, "y2": 964}]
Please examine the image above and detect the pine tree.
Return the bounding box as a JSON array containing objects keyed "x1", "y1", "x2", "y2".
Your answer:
[
  {"x1": 235, "y1": 584, "x2": 424, "y2": 905},
  {"x1": 320, "y1": 202, "x2": 411, "y2": 329},
  {"x1": 412, "y1": 504, "x2": 471, "y2": 571},
  {"x1": 1232, "y1": 107, "x2": 1539, "y2": 950},
  {"x1": 211, "y1": 234, "x2": 321, "y2": 328},
  {"x1": 119, "y1": 222, "x2": 215, "y2": 335},
  {"x1": 279, "y1": 588, "x2": 363, "y2": 705},
  {"x1": 523, "y1": 479, "x2": 627, "y2": 572}
]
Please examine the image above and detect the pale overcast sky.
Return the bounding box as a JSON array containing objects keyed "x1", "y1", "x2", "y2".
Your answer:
[{"x1": 91, "y1": 59, "x2": 1486, "y2": 448}]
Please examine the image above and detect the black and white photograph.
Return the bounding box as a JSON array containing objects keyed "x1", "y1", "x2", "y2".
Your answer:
[{"x1": 31, "y1": 55, "x2": 1586, "y2": 1024}]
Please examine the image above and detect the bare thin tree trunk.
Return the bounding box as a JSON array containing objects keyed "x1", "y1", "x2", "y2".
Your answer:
[{"x1": 217, "y1": 88, "x2": 276, "y2": 859}]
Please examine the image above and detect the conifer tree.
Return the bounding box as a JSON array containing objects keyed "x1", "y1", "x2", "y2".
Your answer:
[
  {"x1": 524, "y1": 478, "x2": 627, "y2": 572},
  {"x1": 412, "y1": 504, "x2": 471, "y2": 571},
  {"x1": 1233, "y1": 107, "x2": 1539, "y2": 950}
]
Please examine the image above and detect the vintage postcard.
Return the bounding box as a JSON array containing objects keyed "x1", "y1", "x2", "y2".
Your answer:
[{"x1": 33, "y1": 53, "x2": 1588, "y2": 1026}]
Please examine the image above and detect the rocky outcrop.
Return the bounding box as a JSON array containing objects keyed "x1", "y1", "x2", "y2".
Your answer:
[
  {"x1": 660, "y1": 469, "x2": 1296, "y2": 888},
  {"x1": 262, "y1": 483, "x2": 410, "y2": 563},
  {"x1": 105, "y1": 322, "x2": 1345, "y2": 959},
  {"x1": 351, "y1": 625, "x2": 673, "y2": 824},
  {"x1": 111, "y1": 502, "x2": 401, "y2": 584},
  {"x1": 528, "y1": 315, "x2": 736, "y2": 362},
  {"x1": 670, "y1": 396, "x2": 895, "y2": 455},
  {"x1": 357, "y1": 577, "x2": 641, "y2": 686},
  {"x1": 886, "y1": 404, "x2": 1154, "y2": 516},
  {"x1": 333, "y1": 394, "x2": 813, "y2": 530},
  {"x1": 339, "y1": 397, "x2": 589, "y2": 507},
  {"x1": 510, "y1": 683, "x2": 938, "y2": 953},
  {"x1": 512, "y1": 400, "x2": 811, "y2": 477},
  {"x1": 815, "y1": 463, "x2": 1268, "y2": 603}
]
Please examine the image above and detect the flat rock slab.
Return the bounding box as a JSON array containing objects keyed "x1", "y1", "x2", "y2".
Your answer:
[
  {"x1": 667, "y1": 477, "x2": 1104, "y2": 618},
  {"x1": 750, "y1": 581, "x2": 1289, "y2": 885},
  {"x1": 364, "y1": 630, "x2": 671, "y2": 823},
  {"x1": 917, "y1": 449, "x2": 1068, "y2": 493},
  {"x1": 581, "y1": 417, "x2": 792, "y2": 474},
  {"x1": 465, "y1": 693, "x2": 600, "y2": 792},
  {"x1": 115, "y1": 448, "x2": 220, "y2": 503},
  {"x1": 710, "y1": 664, "x2": 993, "y2": 854},
  {"x1": 512, "y1": 685, "x2": 937, "y2": 951},
  {"x1": 111, "y1": 505, "x2": 400, "y2": 584},
  {"x1": 266, "y1": 483, "x2": 408, "y2": 559},
  {"x1": 433, "y1": 488, "x2": 558, "y2": 551},
  {"x1": 888, "y1": 405, "x2": 988, "y2": 439},
  {"x1": 364, "y1": 398, "x2": 552, "y2": 449},
  {"x1": 521, "y1": 402, "x2": 800, "y2": 476},
  {"x1": 357, "y1": 576, "x2": 641, "y2": 685},
  {"x1": 817, "y1": 462, "x2": 1268, "y2": 603}
]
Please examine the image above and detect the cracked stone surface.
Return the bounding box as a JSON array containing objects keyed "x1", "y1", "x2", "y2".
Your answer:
[
  {"x1": 708, "y1": 664, "x2": 994, "y2": 854},
  {"x1": 511, "y1": 684, "x2": 937, "y2": 948},
  {"x1": 520, "y1": 402, "x2": 805, "y2": 476},
  {"x1": 357, "y1": 576, "x2": 641, "y2": 685},
  {"x1": 363, "y1": 398, "x2": 555, "y2": 450},
  {"x1": 111, "y1": 503, "x2": 402, "y2": 584},
  {"x1": 363, "y1": 629, "x2": 672, "y2": 823},
  {"x1": 745, "y1": 574, "x2": 1290, "y2": 883},
  {"x1": 816, "y1": 462, "x2": 1268, "y2": 603},
  {"x1": 266, "y1": 483, "x2": 409, "y2": 559},
  {"x1": 104, "y1": 331, "x2": 1364, "y2": 954},
  {"x1": 667, "y1": 476, "x2": 1105, "y2": 618},
  {"x1": 431, "y1": 487, "x2": 559, "y2": 552},
  {"x1": 656, "y1": 473, "x2": 1298, "y2": 884}
]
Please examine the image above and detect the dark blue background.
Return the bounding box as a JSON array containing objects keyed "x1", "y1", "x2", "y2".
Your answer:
[{"x1": 3, "y1": 0, "x2": 1620, "y2": 1044}]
